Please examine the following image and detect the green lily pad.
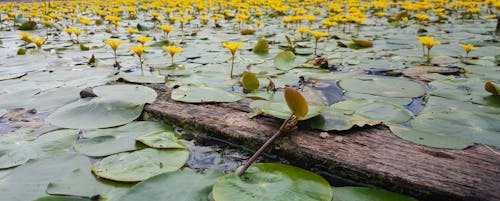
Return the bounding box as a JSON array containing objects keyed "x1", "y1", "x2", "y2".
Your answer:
[
  {"x1": 344, "y1": 92, "x2": 413, "y2": 105},
  {"x1": 75, "y1": 121, "x2": 170, "y2": 157},
  {"x1": 308, "y1": 99, "x2": 411, "y2": 131},
  {"x1": 136, "y1": 131, "x2": 185, "y2": 149},
  {"x1": 333, "y1": 99, "x2": 412, "y2": 123},
  {"x1": 119, "y1": 72, "x2": 165, "y2": 84},
  {"x1": 274, "y1": 51, "x2": 296, "y2": 71},
  {"x1": 253, "y1": 38, "x2": 269, "y2": 55},
  {"x1": 92, "y1": 84, "x2": 157, "y2": 105},
  {"x1": 0, "y1": 153, "x2": 89, "y2": 201},
  {"x1": 338, "y1": 76, "x2": 426, "y2": 98},
  {"x1": 47, "y1": 167, "x2": 131, "y2": 199},
  {"x1": 171, "y1": 85, "x2": 243, "y2": 103},
  {"x1": 93, "y1": 148, "x2": 189, "y2": 182},
  {"x1": 0, "y1": 129, "x2": 78, "y2": 169},
  {"x1": 212, "y1": 163, "x2": 333, "y2": 201},
  {"x1": 390, "y1": 110, "x2": 500, "y2": 149},
  {"x1": 115, "y1": 169, "x2": 224, "y2": 201},
  {"x1": 332, "y1": 187, "x2": 417, "y2": 201},
  {"x1": 242, "y1": 72, "x2": 260, "y2": 92},
  {"x1": 250, "y1": 100, "x2": 324, "y2": 120},
  {"x1": 307, "y1": 108, "x2": 381, "y2": 131},
  {"x1": 33, "y1": 196, "x2": 92, "y2": 201},
  {"x1": 47, "y1": 98, "x2": 143, "y2": 129}
]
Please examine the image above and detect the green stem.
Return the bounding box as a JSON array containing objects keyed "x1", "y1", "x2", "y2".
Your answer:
[
  {"x1": 140, "y1": 56, "x2": 144, "y2": 76},
  {"x1": 314, "y1": 40, "x2": 318, "y2": 55},
  {"x1": 230, "y1": 54, "x2": 235, "y2": 78}
]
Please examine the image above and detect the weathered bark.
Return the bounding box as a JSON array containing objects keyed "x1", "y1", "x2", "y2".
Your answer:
[{"x1": 144, "y1": 84, "x2": 500, "y2": 201}]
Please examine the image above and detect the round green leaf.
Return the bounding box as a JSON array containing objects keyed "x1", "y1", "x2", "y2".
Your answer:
[
  {"x1": 116, "y1": 169, "x2": 224, "y2": 201},
  {"x1": 332, "y1": 99, "x2": 413, "y2": 124},
  {"x1": 47, "y1": 98, "x2": 143, "y2": 129},
  {"x1": 333, "y1": 187, "x2": 417, "y2": 201},
  {"x1": 253, "y1": 38, "x2": 269, "y2": 55},
  {"x1": 93, "y1": 84, "x2": 157, "y2": 104},
  {"x1": 213, "y1": 163, "x2": 333, "y2": 201},
  {"x1": 93, "y1": 148, "x2": 189, "y2": 182},
  {"x1": 274, "y1": 51, "x2": 297, "y2": 71},
  {"x1": 242, "y1": 72, "x2": 260, "y2": 92},
  {"x1": 390, "y1": 110, "x2": 500, "y2": 149},
  {"x1": 47, "y1": 167, "x2": 131, "y2": 198},
  {"x1": 338, "y1": 76, "x2": 426, "y2": 98},
  {"x1": 75, "y1": 121, "x2": 170, "y2": 157},
  {"x1": 136, "y1": 131, "x2": 185, "y2": 149},
  {"x1": 119, "y1": 72, "x2": 165, "y2": 84},
  {"x1": 171, "y1": 85, "x2": 243, "y2": 103}
]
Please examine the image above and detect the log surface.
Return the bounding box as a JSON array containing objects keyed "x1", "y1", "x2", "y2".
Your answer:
[{"x1": 144, "y1": 84, "x2": 500, "y2": 201}]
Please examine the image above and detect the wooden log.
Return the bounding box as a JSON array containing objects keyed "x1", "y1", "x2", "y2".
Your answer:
[{"x1": 144, "y1": 84, "x2": 500, "y2": 201}]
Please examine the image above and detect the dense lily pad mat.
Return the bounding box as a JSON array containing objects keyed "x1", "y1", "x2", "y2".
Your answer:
[{"x1": 212, "y1": 163, "x2": 333, "y2": 201}]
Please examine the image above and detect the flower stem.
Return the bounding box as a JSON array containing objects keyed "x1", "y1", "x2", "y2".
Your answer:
[
  {"x1": 230, "y1": 54, "x2": 235, "y2": 78},
  {"x1": 314, "y1": 39, "x2": 318, "y2": 55},
  {"x1": 140, "y1": 56, "x2": 144, "y2": 76},
  {"x1": 235, "y1": 115, "x2": 297, "y2": 177}
]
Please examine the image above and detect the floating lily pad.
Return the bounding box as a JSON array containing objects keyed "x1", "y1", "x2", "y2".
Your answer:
[
  {"x1": 116, "y1": 169, "x2": 224, "y2": 201},
  {"x1": 93, "y1": 148, "x2": 189, "y2": 182},
  {"x1": 212, "y1": 163, "x2": 333, "y2": 201},
  {"x1": 274, "y1": 51, "x2": 296, "y2": 71},
  {"x1": 344, "y1": 92, "x2": 413, "y2": 105},
  {"x1": 92, "y1": 84, "x2": 157, "y2": 105},
  {"x1": 47, "y1": 97, "x2": 143, "y2": 129},
  {"x1": 0, "y1": 129, "x2": 78, "y2": 169},
  {"x1": 339, "y1": 76, "x2": 426, "y2": 98},
  {"x1": 253, "y1": 38, "x2": 269, "y2": 55},
  {"x1": 0, "y1": 153, "x2": 89, "y2": 201},
  {"x1": 332, "y1": 187, "x2": 417, "y2": 201},
  {"x1": 250, "y1": 100, "x2": 324, "y2": 120},
  {"x1": 47, "y1": 167, "x2": 131, "y2": 199},
  {"x1": 390, "y1": 110, "x2": 500, "y2": 149},
  {"x1": 136, "y1": 131, "x2": 185, "y2": 149},
  {"x1": 119, "y1": 72, "x2": 165, "y2": 84},
  {"x1": 171, "y1": 85, "x2": 243, "y2": 103},
  {"x1": 75, "y1": 121, "x2": 170, "y2": 157}
]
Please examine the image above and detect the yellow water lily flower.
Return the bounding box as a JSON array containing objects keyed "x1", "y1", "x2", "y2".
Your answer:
[
  {"x1": 158, "y1": 25, "x2": 174, "y2": 39},
  {"x1": 31, "y1": 38, "x2": 45, "y2": 50},
  {"x1": 460, "y1": 44, "x2": 478, "y2": 57},
  {"x1": 135, "y1": 36, "x2": 152, "y2": 45},
  {"x1": 222, "y1": 42, "x2": 244, "y2": 55},
  {"x1": 162, "y1": 45, "x2": 183, "y2": 65},
  {"x1": 417, "y1": 36, "x2": 440, "y2": 61},
  {"x1": 104, "y1": 39, "x2": 125, "y2": 67},
  {"x1": 130, "y1": 45, "x2": 150, "y2": 75},
  {"x1": 130, "y1": 45, "x2": 150, "y2": 57},
  {"x1": 104, "y1": 39, "x2": 124, "y2": 51},
  {"x1": 125, "y1": 27, "x2": 138, "y2": 35},
  {"x1": 309, "y1": 30, "x2": 328, "y2": 55},
  {"x1": 297, "y1": 27, "x2": 310, "y2": 38},
  {"x1": 222, "y1": 42, "x2": 244, "y2": 78},
  {"x1": 19, "y1": 32, "x2": 32, "y2": 43}
]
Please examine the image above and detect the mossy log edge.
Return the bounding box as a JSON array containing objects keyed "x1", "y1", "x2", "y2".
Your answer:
[{"x1": 143, "y1": 84, "x2": 500, "y2": 201}]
